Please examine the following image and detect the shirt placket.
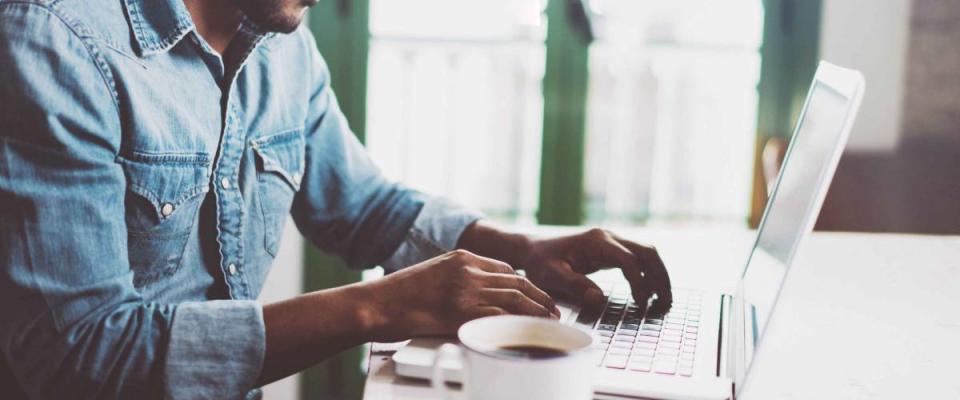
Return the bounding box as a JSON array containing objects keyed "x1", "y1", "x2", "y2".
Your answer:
[{"x1": 213, "y1": 25, "x2": 267, "y2": 300}]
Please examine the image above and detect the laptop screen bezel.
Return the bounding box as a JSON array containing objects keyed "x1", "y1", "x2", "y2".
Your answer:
[{"x1": 730, "y1": 61, "x2": 865, "y2": 392}]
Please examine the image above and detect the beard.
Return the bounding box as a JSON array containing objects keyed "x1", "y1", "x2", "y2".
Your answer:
[{"x1": 233, "y1": 0, "x2": 311, "y2": 34}]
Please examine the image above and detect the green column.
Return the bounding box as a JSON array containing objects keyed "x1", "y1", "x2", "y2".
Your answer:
[
  {"x1": 303, "y1": 1, "x2": 370, "y2": 399},
  {"x1": 751, "y1": 0, "x2": 822, "y2": 226},
  {"x1": 537, "y1": 0, "x2": 592, "y2": 226},
  {"x1": 756, "y1": 0, "x2": 822, "y2": 141}
]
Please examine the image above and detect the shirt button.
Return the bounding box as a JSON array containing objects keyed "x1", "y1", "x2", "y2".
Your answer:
[
  {"x1": 220, "y1": 177, "x2": 231, "y2": 190},
  {"x1": 292, "y1": 173, "x2": 301, "y2": 185},
  {"x1": 228, "y1": 263, "x2": 237, "y2": 275},
  {"x1": 160, "y1": 203, "x2": 174, "y2": 218}
]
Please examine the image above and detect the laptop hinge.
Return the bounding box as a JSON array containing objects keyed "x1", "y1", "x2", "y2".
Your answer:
[{"x1": 717, "y1": 294, "x2": 733, "y2": 379}]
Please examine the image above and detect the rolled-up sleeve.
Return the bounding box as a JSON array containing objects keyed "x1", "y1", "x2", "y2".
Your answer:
[
  {"x1": 380, "y1": 196, "x2": 483, "y2": 271},
  {"x1": 290, "y1": 30, "x2": 483, "y2": 270},
  {"x1": 0, "y1": 5, "x2": 263, "y2": 399}
]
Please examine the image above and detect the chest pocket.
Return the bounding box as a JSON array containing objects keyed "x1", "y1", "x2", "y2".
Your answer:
[
  {"x1": 117, "y1": 152, "x2": 210, "y2": 288},
  {"x1": 251, "y1": 129, "x2": 305, "y2": 257}
]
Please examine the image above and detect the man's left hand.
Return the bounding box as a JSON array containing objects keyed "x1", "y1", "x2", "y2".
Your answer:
[{"x1": 459, "y1": 223, "x2": 672, "y2": 314}]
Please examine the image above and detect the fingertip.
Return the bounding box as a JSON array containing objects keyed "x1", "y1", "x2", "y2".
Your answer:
[
  {"x1": 649, "y1": 296, "x2": 673, "y2": 316},
  {"x1": 585, "y1": 287, "x2": 605, "y2": 305}
]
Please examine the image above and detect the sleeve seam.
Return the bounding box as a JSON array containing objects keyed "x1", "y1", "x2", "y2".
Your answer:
[{"x1": 2, "y1": 1, "x2": 123, "y2": 123}]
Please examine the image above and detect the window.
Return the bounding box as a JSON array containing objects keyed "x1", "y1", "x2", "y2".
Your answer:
[
  {"x1": 366, "y1": 0, "x2": 547, "y2": 222},
  {"x1": 366, "y1": 0, "x2": 764, "y2": 227},
  {"x1": 583, "y1": 1, "x2": 764, "y2": 225}
]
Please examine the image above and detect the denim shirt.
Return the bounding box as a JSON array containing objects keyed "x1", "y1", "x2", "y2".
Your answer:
[{"x1": 0, "y1": 0, "x2": 481, "y2": 398}]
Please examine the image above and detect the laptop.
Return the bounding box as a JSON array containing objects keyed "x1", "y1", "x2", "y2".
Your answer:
[{"x1": 392, "y1": 61, "x2": 865, "y2": 400}]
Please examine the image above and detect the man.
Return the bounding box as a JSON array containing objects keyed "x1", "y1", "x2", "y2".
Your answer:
[{"x1": 0, "y1": 0, "x2": 671, "y2": 398}]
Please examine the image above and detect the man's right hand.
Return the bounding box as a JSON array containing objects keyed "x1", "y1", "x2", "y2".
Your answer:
[{"x1": 364, "y1": 249, "x2": 560, "y2": 342}]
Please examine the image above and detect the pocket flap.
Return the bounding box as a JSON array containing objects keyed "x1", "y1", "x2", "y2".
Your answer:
[
  {"x1": 251, "y1": 129, "x2": 305, "y2": 191},
  {"x1": 116, "y1": 151, "x2": 211, "y2": 220}
]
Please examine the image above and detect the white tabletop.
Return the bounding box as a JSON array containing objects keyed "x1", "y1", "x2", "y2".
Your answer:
[{"x1": 363, "y1": 227, "x2": 960, "y2": 400}]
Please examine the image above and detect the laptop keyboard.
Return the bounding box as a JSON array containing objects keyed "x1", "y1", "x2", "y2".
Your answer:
[{"x1": 576, "y1": 282, "x2": 703, "y2": 377}]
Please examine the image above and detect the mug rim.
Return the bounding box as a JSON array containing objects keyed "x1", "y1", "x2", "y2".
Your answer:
[{"x1": 457, "y1": 315, "x2": 593, "y2": 362}]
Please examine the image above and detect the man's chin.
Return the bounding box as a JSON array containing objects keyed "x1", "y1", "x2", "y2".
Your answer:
[{"x1": 235, "y1": 0, "x2": 308, "y2": 34}]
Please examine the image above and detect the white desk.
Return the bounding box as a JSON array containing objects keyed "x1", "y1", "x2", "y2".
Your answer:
[{"x1": 363, "y1": 227, "x2": 960, "y2": 399}]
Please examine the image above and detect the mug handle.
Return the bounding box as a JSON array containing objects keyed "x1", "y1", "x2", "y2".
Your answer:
[{"x1": 430, "y1": 343, "x2": 462, "y2": 399}]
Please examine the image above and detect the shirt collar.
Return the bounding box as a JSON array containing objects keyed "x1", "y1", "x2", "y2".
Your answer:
[
  {"x1": 123, "y1": 0, "x2": 196, "y2": 56},
  {"x1": 123, "y1": 0, "x2": 273, "y2": 57}
]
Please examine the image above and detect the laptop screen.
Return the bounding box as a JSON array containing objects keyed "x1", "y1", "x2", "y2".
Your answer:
[{"x1": 739, "y1": 80, "x2": 854, "y2": 354}]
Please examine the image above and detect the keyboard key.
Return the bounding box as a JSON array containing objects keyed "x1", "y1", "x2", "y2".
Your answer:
[
  {"x1": 636, "y1": 335, "x2": 658, "y2": 344},
  {"x1": 596, "y1": 330, "x2": 614, "y2": 338},
  {"x1": 608, "y1": 348, "x2": 630, "y2": 356},
  {"x1": 685, "y1": 333, "x2": 698, "y2": 341},
  {"x1": 610, "y1": 341, "x2": 632, "y2": 350},
  {"x1": 628, "y1": 361, "x2": 652, "y2": 372},
  {"x1": 679, "y1": 367, "x2": 694, "y2": 377},
  {"x1": 638, "y1": 329, "x2": 660, "y2": 337},
  {"x1": 663, "y1": 327, "x2": 683, "y2": 336},
  {"x1": 662, "y1": 336, "x2": 682, "y2": 344},
  {"x1": 641, "y1": 324, "x2": 662, "y2": 332},
  {"x1": 604, "y1": 355, "x2": 628, "y2": 369},
  {"x1": 616, "y1": 330, "x2": 637, "y2": 337},
  {"x1": 620, "y1": 324, "x2": 640, "y2": 331},
  {"x1": 631, "y1": 347, "x2": 656, "y2": 358},
  {"x1": 644, "y1": 318, "x2": 664, "y2": 325},
  {"x1": 598, "y1": 324, "x2": 617, "y2": 331},
  {"x1": 658, "y1": 340, "x2": 681, "y2": 350},
  {"x1": 680, "y1": 353, "x2": 695, "y2": 363},
  {"x1": 634, "y1": 340, "x2": 657, "y2": 349},
  {"x1": 614, "y1": 335, "x2": 635, "y2": 342},
  {"x1": 654, "y1": 361, "x2": 677, "y2": 375},
  {"x1": 657, "y1": 348, "x2": 680, "y2": 357}
]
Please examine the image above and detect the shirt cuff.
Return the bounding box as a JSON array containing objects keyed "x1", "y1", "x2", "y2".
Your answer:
[
  {"x1": 164, "y1": 300, "x2": 266, "y2": 400},
  {"x1": 380, "y1": 196, "x2": 484, "y2": 271}
]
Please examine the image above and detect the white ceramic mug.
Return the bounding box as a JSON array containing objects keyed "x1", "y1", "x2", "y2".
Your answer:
[{"x1": 430, "y1": 315, "x2": 595, "y2": 400}]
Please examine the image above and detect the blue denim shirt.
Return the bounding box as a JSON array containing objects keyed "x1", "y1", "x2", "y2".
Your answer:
[{"x1": 0, "y1": 0, "x2": 481, "y2": 398}]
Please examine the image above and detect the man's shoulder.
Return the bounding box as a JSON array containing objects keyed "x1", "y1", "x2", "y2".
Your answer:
[{"x1": 0, "y1": 0, "x2": 133, "y2": 55}]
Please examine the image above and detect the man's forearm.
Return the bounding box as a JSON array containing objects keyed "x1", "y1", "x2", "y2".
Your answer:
[
  {"x1": 257, "y1": 281, "x2": 387, "y2": 386},
  {"x1": 456, "y1": 220, "x2": 532, "y2": 269}
]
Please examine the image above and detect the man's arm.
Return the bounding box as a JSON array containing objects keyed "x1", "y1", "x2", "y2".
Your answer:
[
  {"x1": 0, "y1": 5, "x2": 263, "y2": 399},
  {"x1": 256, "y1": 249, "x2": 560, "y2": 385}
]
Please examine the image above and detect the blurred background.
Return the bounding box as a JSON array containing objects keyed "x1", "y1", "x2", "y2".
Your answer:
[{"x1": 259, "y1": 0, "x2": 960, "y2": 398}]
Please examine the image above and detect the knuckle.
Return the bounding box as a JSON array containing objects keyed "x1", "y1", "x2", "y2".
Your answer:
[
  {"x1": 586, "y1": 228, "x2": 607, "y2": 240},
  {"x1": 449, "y1": 249, "x2": 473, "y2": 261},
  {"x1": 515, "y1": 276, "x2": 529, "y2": 291},
  {"x1": 509, "y1": 290, "x2": 525, "y2": 306},
  {"x1": 646, "y1": 245, "x2": 660, "y2": 256},
  {"x1": 494, "y1": 260, "x2": 513, "y2": 273}
]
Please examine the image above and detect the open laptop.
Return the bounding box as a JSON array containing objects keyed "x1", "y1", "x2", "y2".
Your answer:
[{"x1": 393, "y1": 61, "x2": 865, "y2": 400}]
